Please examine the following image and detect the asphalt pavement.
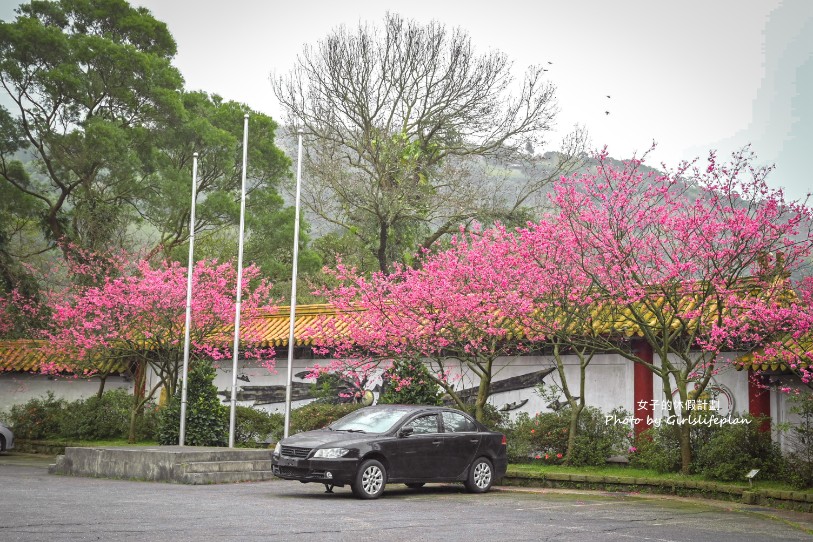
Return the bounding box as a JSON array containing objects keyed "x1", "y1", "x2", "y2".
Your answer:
[{"x1": 1, "y1": 452, "x2": 812, "y2": 542}]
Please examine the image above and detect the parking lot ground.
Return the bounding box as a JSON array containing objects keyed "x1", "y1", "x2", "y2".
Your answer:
[{"x1": 1, "y1": 452, "x2": 812, "y2": 541}]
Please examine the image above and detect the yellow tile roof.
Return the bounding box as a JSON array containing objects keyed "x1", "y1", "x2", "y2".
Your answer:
[
  {"x1": 244, "y1": 304, "x2": 354, "y2": 347},
  {"x1": 2, "y1": 293, "x2": 807, "y2": 373},
  {"x1": 0, "y1": 339, "x2": 129, "y2": 374},
  {"x1": 0, "y1": 340, "x2": 50, "y2": 372},
  {"x1": 0, "y1": 304, "x2": 342, "y2": 372},
  {"x1": 735, "y1": 335, "x2": 812, "y2": 372}
]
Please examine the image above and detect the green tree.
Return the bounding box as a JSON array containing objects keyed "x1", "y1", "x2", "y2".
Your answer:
[
  {"x1": 0, "y1": 2, "x2": 313, "y2": 307},
  {"x1": 0, "y1": 0, "x2": 184, "y2": 255},
  {"x1": 146, "y1": 92, "x2": 293, "y2": 261},
  {"x1": 158, "y1": 360, "x2": 228, "y2": 447}
]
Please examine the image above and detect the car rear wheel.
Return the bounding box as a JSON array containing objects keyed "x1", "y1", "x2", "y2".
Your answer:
[
  {"x1": 464, "y1": 457, "x2": 493, "y2": 493},
  {"x1": 0, "y1": 435, "x2": 5, "y2": 452},
  {"x1": 352, "y1": 459, "x2": 386, "y2": 499},
  {"x1": 405, "y1": 482, "x2": 425, "y2": 489}
]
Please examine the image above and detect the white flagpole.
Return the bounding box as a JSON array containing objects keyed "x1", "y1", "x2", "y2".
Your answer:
[
  {"x1": 179, "y1": 152, "x2": 199, "y2": 447},
  {"x1": 229, "y1": 114, "x2": 249, "y2": 448},
  {"x1": 284, "y1": 129, "x2": 304, "y2": 438}
]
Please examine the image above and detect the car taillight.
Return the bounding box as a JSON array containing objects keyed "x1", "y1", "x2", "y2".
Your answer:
[{"x1": 501, "y1": 435, "x2": 507, "y2": 446}]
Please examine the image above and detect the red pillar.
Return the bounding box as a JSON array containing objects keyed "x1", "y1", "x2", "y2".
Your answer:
[
  {"x1": 633, "y1": 341, "x2": 654, "y2": 437},
  {"x1": 748, "y1": 370, "x2": 772, "y2": 432}
]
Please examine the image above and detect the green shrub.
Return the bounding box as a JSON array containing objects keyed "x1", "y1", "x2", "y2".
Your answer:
[
  {"x1": 694, "y1": 414, "x2": 786, "y2": 482},
  {"x1": 235, "y1": 406, "x2": 283, "y2": 447},
  {"x1": 60, "y1": 388, "x2": 132, "y2": 441},
  {"x1": 8, "y1": 392, "x2": 66, "y2": 440},
  {"x1": 628, "y1": 425, "x2": 682, "y2": 473},
  {"x1": 6, "y1": 390, "x2": 159, "y2": 442},
  {"x1": 628, "y1": 412, "x2": 719, "y2": 473},
  {"x1": 502, "y1": 412, "x2": 540, "y2": 462},
  {"x1": 379, "y1": 360, "x2": 443, "y2": 406},
  {"x1": 528, "y1": 410, "x2": 570, "y2": 458},
  {"x1": 289, "y1": 401, "x2": 363, "y2": 434},
  {"x1": 158, "y1": 361, "x2": 228, "y2": 446},
  {"x1": 568, "y1": 407, "x2": 632, "y2": 467},
  {"x1": 503, "y1": 406, "x2": 631, "y2": 466}
]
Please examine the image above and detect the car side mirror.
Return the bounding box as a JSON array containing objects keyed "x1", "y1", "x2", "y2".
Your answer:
[{"x1": 398, "y1": 427, "x2": 414, "y2": 438}]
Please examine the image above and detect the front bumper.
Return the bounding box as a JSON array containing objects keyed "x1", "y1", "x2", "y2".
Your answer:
[{"x1": 271, "y1": 455, "x2": 359, "y2": 485}]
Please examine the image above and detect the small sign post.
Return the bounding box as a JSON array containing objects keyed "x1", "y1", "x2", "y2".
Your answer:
[{"x1": 745, "y1": 469, "x2": 760, "y2": 488}]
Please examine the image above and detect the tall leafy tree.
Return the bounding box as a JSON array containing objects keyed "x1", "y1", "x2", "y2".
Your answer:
[
  {"x1": 144, "y1": 91, "x2": 294, "y2": 263},
  {"x1": 274, "y1": 13, "x2": 585, "y2": 273},
  {"x1": 0, "y1": 2, "x2": 309, "y2": 306},
  {"x1": 0, "y1": 0, "x2": 184, "y2": 255}
]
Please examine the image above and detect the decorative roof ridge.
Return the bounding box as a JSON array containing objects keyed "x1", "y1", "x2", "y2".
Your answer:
[{"x1": 252, "y1": 303, "x2": 365, "y2": 318}]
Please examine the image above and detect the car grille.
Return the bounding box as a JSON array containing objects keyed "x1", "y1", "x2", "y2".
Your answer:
[
  {"x1": 274, "y1": 466, "x2": 309, "y2": 478},
  {"x1": 280, "y1": 445, "x2": 311, "y2": 458}
]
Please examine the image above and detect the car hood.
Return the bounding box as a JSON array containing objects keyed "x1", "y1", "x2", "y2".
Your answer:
[{"x1": 281, "y1": 429, "x2": 384, "y2": 449}]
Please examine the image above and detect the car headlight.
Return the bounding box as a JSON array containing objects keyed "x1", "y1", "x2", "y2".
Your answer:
[
  {"x1": 312, "y1": 447, "x2": 350, "y2": 459},
  {"x1": 273, "y1": 442, "x2": 281, "y2": 455}
]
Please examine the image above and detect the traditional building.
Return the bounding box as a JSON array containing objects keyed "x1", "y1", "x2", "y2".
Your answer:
[{"x1": 1, "y1": 303, "x2": 805, "y2": 451}]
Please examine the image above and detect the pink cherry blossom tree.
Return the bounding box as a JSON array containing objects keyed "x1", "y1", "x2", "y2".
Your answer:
[
  {"x1": 42, "y1": 253, "x2": 277, "y2": 442},
  {"x1": 512, "y1": 218, "x2": 611, "y2": 463},
  {"x1": 737, "y1": 275, "x2": 813, "y2": 389},
  {"x1": 309, "y1": 226, "x2": 540, "y2": 422},
  {"x1": 545, "y1": 145, "x2": 813, "y2": 473}
]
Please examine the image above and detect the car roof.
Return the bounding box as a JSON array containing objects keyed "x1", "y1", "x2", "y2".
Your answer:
[
  {"x1": 361, "y1": 404, "x2": 472, "y2": 416},
  {"x1": 364, "y1": 404, "x2": 445, "y2": 411}
]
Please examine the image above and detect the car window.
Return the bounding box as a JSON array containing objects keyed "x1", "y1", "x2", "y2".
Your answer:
[
  {"x1": 330, "y1": 408, "x2": 411, "y2": 433},
  {"x1": 404, "y1": 414, "x2": 439, "y2": 434},
  {"x1": 442, "y1": 411, "x2": 478, "y2": 433}
]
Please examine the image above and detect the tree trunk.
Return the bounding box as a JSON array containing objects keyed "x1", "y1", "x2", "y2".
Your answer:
[
  {"x1": 679, "y1": 422, "x2": 692, "y2": 475},
  {"x1": 96, "y1": 375, "x2": 107, "y2": 398},
  {"x1": 565, "y1": 403, "x2": 584, "y2": 465},
  {"x1": 474, "y1": 375, "x2": 491, "y2": 423},
  {"x1": 128, "y1": 401, "x2": 139, "y2": 444},
  {"x1": 377, "y1": 222, "x2": 389, "y2": 274}
]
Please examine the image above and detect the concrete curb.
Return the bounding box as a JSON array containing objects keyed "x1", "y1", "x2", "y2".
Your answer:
[{"x1": 503, "y1": 470, "x2": 813, "y2": 513}]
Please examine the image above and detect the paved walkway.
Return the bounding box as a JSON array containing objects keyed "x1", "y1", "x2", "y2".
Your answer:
[{"x1": 2, "y1": 452, "x2": 812, "y2": 541}]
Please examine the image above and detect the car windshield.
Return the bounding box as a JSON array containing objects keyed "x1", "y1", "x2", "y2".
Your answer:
[{"x1": 329, "y1": 408, "x2": 411, "y2": 434}]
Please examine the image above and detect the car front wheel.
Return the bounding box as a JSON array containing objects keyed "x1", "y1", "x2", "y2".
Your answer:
[
  {"x1": 464, "y1": 457, "x2": 493, "y2": 493},
  {"x1": 352, "y1": 459, "x2": 387, "y2": 499}
]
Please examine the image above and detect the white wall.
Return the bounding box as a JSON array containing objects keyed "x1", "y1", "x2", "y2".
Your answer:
[
  {"x1": 0, "y1": 372, "x2": 133, "y2": 413},
  {"x1": 3, "y1": 351, "x2": 807, "y2": 454}
]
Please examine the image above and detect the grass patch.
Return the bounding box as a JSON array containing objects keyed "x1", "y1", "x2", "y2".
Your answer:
[{"x1": 507, "y1": 462, "x2": 813, "y2": 495}]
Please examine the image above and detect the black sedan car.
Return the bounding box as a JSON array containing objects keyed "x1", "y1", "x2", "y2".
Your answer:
[{"x1": 272, "y1": 404, "x2": 507, "y2": 499}]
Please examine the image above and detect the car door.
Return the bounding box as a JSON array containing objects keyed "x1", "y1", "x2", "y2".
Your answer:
[
  {"x1": 388, "y1": 413, "x2": 445, "y2": 480},
  {"x1": 438, "y1": 411, "x2": 482, "y2": 478}
]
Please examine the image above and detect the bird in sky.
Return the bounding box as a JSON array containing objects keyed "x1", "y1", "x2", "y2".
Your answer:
[{"x1": 605, "y1": 111, "x2": 610, "y2": 115}]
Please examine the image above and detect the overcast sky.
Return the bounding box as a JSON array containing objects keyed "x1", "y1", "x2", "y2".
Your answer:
[{"x1": 2, "y1": 0, "x2": 812, "y2": 200}]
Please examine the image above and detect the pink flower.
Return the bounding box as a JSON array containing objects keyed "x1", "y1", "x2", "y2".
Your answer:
[
  {"x1": 556, "y1": 453, "x2": 563, "y2": 459},
  {"x1": 530, "y1": 429, "x2": 535, "y2": 434}
]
